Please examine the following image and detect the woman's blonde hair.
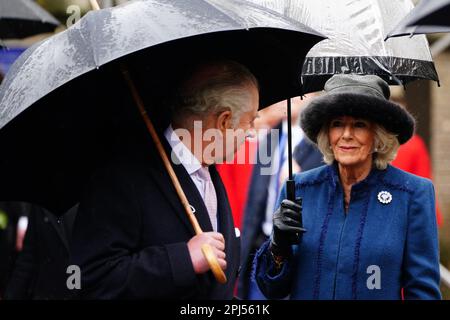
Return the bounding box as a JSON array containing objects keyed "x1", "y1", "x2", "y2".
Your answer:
[{"x1": 316, "y1": 121, "x2": 400, "y2": 170}]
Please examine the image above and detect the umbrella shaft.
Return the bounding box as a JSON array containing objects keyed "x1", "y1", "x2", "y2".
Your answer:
[{"x1": 287, "y1": 98, "x2": 293, "y2": 181}]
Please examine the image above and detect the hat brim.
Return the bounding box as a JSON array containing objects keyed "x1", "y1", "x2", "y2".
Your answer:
[{"x1": 300, "y1": 93, "x2": 415, "y2": 144}]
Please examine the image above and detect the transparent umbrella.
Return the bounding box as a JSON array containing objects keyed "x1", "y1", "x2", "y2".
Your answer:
[{"x1": 245, "y1": 0, "x2": 439, "y2": 93}]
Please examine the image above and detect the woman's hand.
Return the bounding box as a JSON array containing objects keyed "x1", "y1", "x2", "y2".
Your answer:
[{"x1": 271, "y1": 199, "x2": 304, "y2": 256}]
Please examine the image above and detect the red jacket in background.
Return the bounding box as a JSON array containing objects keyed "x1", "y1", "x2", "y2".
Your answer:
[
  {"x1": 216, "y1": 140, "x2": 256, "y2": 229},
  {"x1": 392, "y1": 135, "x2": 443, "y2": 226}
]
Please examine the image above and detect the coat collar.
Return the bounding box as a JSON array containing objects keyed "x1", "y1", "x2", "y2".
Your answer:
[
  {"x1": 328, "y1": 162, "x2": 387, "y2": 193},
  {"x1": 209, "y1": 165, "x2": 232, "y2": 234},
  {"x1": 209, "y1": 165, "x2": 236, "y2": 266}
]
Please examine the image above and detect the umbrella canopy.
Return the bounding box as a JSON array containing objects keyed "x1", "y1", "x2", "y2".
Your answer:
[
  {"x1": 387, "y1": 0, "x2": 450, "y2": 38},
  {"x1": 0, "y1": 0, "x2": 60, "y2": 40},
  {"x1": 245, "y1": 0, "x2": 439, "y2": 93},
  {"x1": 0, "y1": 0, "x2": 324, "y2": 215}
]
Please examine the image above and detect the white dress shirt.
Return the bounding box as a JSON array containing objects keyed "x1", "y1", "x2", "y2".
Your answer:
[{"x1": 164, "y1": 125, "x2": 218, "y2": 230}]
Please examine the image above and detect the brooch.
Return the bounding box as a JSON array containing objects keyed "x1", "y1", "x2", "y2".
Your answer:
[{"x1": 377, "y1": 191, "x2": 392, "y2": 204}]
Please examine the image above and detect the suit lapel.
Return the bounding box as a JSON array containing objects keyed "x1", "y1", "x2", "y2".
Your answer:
[
  {"x1": 210, "y1": 165, "x2": 234, "y2": 253},
  {"x1": 145, "y1": 135, "x2": 214, "y2": 235},
  {"x1": 43, "y1": 209, "x2": 70, "y2": 252}
]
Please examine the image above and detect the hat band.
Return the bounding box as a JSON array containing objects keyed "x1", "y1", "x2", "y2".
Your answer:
[{"x1": 327, "y1": 84, "x2": 387, "y2": 100}]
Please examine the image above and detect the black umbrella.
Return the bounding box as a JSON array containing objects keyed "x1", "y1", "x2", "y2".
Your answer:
[
  {"x1": 0, "y1": 0, "x2": 324, "y2": 282},
  {"x1": 245, "y1": 0, "x2": 439, "y2": 93},
  {"x1": 0, "y1": 0, "x2": 60, "y2": 40},
  {"x1": 387, "y1": 0, "x2": 450, "y2": 38}
]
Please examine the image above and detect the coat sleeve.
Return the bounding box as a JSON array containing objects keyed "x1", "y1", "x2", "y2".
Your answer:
[
  {"x1": 70, "y1": 166, "x2": 199, "y2": 299},
  {"x1": 402, "y1": 178, "x2": 441, "y2": 300},
  {"x1": 253, "y1": 183, "x2": 295, "y2": 299}
]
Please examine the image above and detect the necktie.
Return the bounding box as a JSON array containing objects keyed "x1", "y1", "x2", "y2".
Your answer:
[{"x1": 197, "y1": 166, "x2": 218, "y2": 231}]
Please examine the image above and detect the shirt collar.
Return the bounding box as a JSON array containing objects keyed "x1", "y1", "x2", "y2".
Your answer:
[{"x1": 164, "y1": 125, "x2": 202, "y2": 175}]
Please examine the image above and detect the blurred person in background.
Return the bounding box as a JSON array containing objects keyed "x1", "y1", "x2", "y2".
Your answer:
[
  {"x1": 3, "y1": 204, "x2": 77, "y2": 300},
  {"x1": 216, "y1": 140, "x2": 256, "y2": 231},
  {"x1": 0, "y1": 202, "x2": 28, "y2": 298}
]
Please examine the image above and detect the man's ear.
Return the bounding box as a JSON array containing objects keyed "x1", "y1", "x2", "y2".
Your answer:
[{"x1": 216, "y1": 109, "x2": 233, "y2": 130}]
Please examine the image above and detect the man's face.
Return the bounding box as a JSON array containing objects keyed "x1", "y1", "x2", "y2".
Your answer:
[
  {"x1": 203, "y1": 84, "x2": 259, "y2": 165},
  {"x1": 231, "y1": 84, "x2": 259, "y2": 149}
]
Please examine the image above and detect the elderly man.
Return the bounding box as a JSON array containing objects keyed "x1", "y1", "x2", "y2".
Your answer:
[{"x1": 70, "y1": 60, "x2": 259, "y2": 299}]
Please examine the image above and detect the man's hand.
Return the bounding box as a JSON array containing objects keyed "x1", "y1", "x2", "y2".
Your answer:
[
  {"x1": 271, "y1": 199, "x2": 304, "y2": 256},
  {"x1": 188, "y1": 232, "x2": 227, "y2": 274}
]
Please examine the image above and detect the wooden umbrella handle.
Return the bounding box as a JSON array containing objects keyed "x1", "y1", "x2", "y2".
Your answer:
[
  {"x1": 202, "y1": 244, "x2": 227, "y2": 284},
  {"x1": 120, "y1": 66, "x2": 227, "y2": 284}
]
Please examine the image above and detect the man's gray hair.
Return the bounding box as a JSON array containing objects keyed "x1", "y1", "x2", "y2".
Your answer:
[
  {"x1": 171, "y1": 60, "x2": 258, "y2": 127},
  {"x1": 316, "y1": 122, "x2": 400, "y2": 170}
]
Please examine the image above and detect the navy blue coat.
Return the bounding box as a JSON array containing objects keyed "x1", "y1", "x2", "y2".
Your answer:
[{"x1": 254, "y1": 164, "x2": 441, "y2": 300}]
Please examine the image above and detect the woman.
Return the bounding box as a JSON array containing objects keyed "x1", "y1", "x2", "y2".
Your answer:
[{"x1": 252, "y1": 74, "x2": 441, "y2": 300}]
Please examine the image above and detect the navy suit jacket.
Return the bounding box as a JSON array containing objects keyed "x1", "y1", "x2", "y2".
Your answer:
[{"x1": 71, "y1": 137, "x2": 240, "y2": 299}]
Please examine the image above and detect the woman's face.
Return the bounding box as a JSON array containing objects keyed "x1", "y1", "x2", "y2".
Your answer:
[{"x1": 328, "y1": 116, "x2": 375, "y2": 168}]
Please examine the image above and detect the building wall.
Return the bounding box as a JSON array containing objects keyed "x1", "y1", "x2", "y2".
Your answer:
[{"x1": 431, "y1": 51, "x2": 450, "y2": 250}]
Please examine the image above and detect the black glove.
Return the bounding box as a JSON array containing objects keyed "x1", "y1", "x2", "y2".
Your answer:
[{"x1": 270, "y1": 199, "x2": 305, "y2": 256}]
